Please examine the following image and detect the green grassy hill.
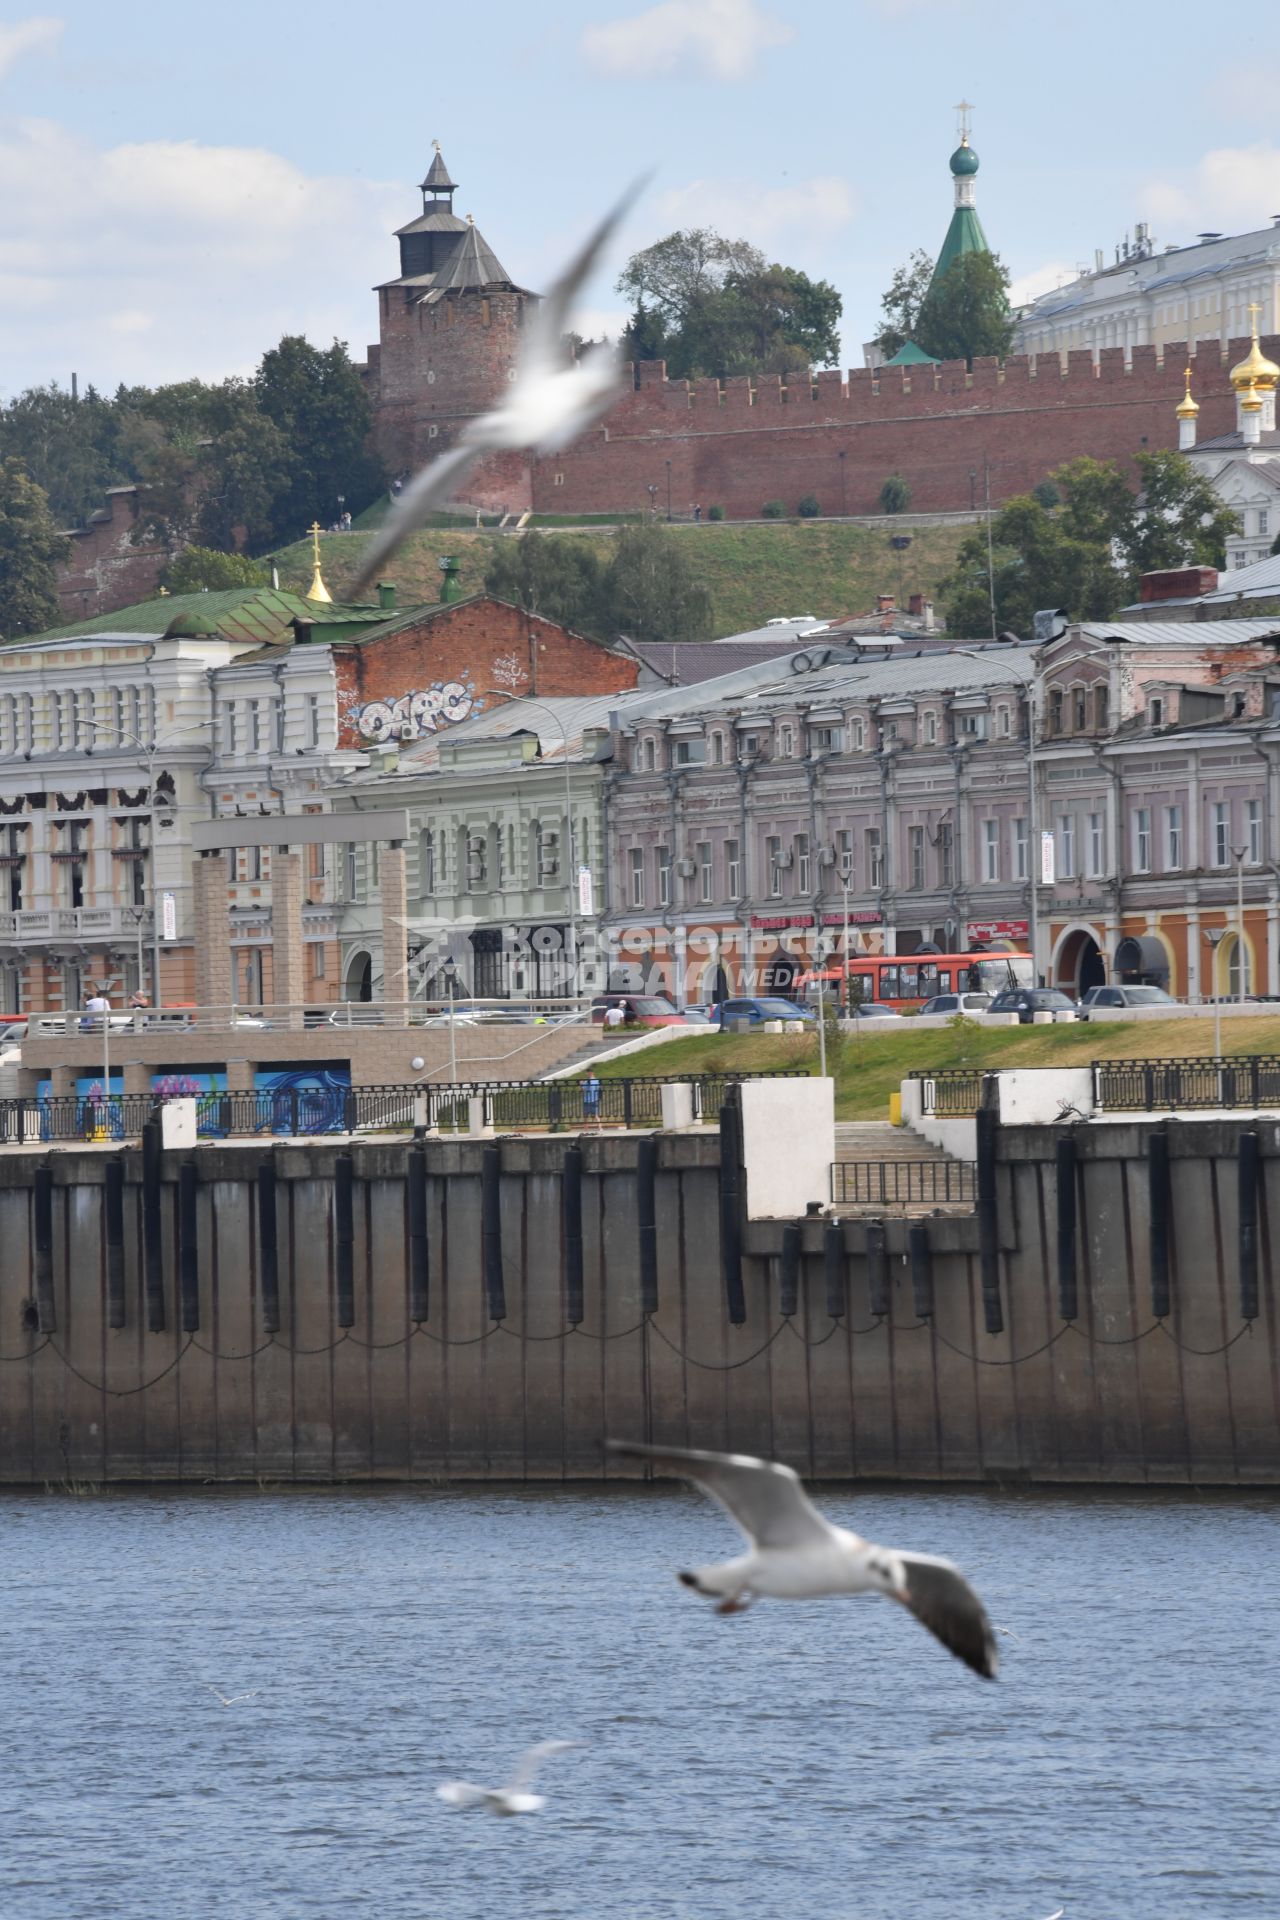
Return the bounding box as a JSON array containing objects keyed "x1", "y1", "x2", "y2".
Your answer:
[
  {"x1": 592, "y1": 1015, "x2": 1280, "y2": 1121},
  {"x1": 272, "y1": 518, "x2": 968, "y2": 638}
]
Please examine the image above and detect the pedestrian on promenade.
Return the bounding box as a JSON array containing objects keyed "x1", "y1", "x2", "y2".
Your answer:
[{"x1": 581, "y1": 1073, "x2": 602, "y2": 1126}]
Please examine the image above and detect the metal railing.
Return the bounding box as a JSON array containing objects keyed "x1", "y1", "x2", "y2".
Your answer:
[
  {"x1": 1093, "y1": 1055, "x2": 1280, "y2": 1112},
  {"x1": 911, "y1": 1069, "x2": 987, "y2": 1117},
  {"x1": 13, "y1": 997, "x2": 595, "y2": 1041},
  {"x1": 0, "y1": 1070, "x2": 803, "y2": 1144},
  {"x1": 832, "y1": 1159, "x2": 977, "y2": 1208}
]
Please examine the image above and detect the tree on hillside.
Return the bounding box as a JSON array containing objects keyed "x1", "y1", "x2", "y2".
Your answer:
[
  {"x1": 163, "y1": 546, "x2": 270, "y2": 594},
  {"x1": 255, "y1": 336, "x2": 384, "y2": 543},
  {"x1": 482, "y1": 534, "x2": 606, "y2": 631},
  {"x1": 915, "y1": 251, "x2": 1014, "y2": 365},
  {"x1": 195, "y1": 412, "x2": 291, "y2": 552},
  {"x1": 938, "y1": 451, "x2": 1240, "y2": 635},
  {"x1": 0, "y1": 461, "x2": 70, "y2": 638},
  {"x1": 616, "y1": 229, "x2": 841, "y2": 377},
  {"x1": 603, "y1": 523, "x2": 713, "y2": 642},
  {"x1": 874, "y1": 249, "x2": 934, "y2": 361},
  {"x1": 0, "y1": 384, "x2": 123, "y2": 526}
]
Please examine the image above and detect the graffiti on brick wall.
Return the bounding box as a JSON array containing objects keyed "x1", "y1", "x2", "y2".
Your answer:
[{"x1": 354, "y1": 681, "x2": 476, "y2": 743}]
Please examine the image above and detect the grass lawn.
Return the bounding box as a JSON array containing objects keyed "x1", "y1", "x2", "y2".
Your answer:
[
  {"x1": 590, "y1": 1015, "x2": 1280, "y2": 1120},
  {"x1": 271, "y1": 518, "x2": 969, "y2": 637}
]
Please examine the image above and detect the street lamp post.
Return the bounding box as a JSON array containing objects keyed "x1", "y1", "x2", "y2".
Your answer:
[
  {"x1": 84, "y1": 719, "x2": 210, "y2": 1006},
  {"x1": 1234, "y1": 845, "x2": 1248, "y2": 1004},
  {"x1": 443, "y1": 957, "x2": 458, "y2": 1085},
  {"x1": 477, "y1": 689, "x2": 580, "y2": 1001}
]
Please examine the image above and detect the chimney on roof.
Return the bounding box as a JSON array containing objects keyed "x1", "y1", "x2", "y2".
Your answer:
[
  {"x1": 876, "y1": 593, "x2": 895, "y2": 614},
  {"x1": 908, "y1": 593, "x2": 924, "y2": 616},
  {"x1": 1139, "y1": 566, "x2": 1218, "y2": 603}
]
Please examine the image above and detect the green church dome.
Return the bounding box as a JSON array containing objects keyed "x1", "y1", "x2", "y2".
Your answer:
[{"x1": 950, "y1": 141, "x2": 980, "y2": 177}]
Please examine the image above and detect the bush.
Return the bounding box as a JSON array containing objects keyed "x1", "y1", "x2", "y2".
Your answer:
[
  {"x1": 162, "y1": 546, "x2": 270, "y2": 594},
  {"x1": 797, "y1": 494, "x2": 821, "y2": 518},
  {"x1": 706, "y1": 504, "x2": 725, "y2": 522},
  {"x1": 1031, "y1": 479, "x2": 1061, "y2": 510},
  {"x1": 761, "y1": 499, "x2": 786, "y2": 519},
  {"x1": 878, "y1": 474, "x2": 911, "y2": 515}
]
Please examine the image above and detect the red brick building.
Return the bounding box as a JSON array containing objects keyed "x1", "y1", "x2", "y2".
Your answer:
[
  {"x1": 331, "y1": 594, "x2": 638, "y2": 749},
  {"x1": 363, "y1": 147, "x2": 1273, "y2": 522}
]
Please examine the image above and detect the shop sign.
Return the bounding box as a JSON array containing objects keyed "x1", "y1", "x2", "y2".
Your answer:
[{"x1": 967, "y1": 919, "x2": 1029, "y2": 943}]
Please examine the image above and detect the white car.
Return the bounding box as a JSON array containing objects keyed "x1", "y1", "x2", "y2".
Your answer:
[{"x1": 917, "y1": 992, "x2": 993, "y2": 1016}]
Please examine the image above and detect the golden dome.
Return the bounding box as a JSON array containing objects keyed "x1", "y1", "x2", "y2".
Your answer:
[
  {"x1": 1240, "y1": 385, "x2": 1263, "y2": 413},
  {"x1": 1175, "y1": 366, "x2": 1199, "y2": 419},
  {"x1": 1230, "y1": 307, "x2": 1280, "y2": 391}
]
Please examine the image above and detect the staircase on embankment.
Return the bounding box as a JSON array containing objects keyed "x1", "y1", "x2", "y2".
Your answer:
[{"x1": 831, "y1": 1120, "x2": 975, "y2": 1214}]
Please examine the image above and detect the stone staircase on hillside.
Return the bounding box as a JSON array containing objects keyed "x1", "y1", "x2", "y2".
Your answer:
[{"x1": 831, "y1": 1120, "x2": 975, "y2": 1214}]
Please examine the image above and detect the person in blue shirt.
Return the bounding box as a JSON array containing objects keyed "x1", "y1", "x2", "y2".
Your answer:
[{"x1": 581, "y1": 1074, "x2": 602, "y2": 1125}]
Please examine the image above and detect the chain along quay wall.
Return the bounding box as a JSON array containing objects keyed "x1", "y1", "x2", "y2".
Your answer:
[{"x1": 0, "y1": 1116, "x2": 1277, "y2": 1486}]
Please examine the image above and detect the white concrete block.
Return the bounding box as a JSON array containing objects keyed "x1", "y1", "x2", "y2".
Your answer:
[
  {"x1": 660, "y1": 1083, "x2": 696, "y2": 1129},
  {"x1": 160, "y1": 1098, "x2": 197, "y2": 1150},
  {"x1": 740, "y1": 1077, "x2": 835, "y2": 1219},
  {"x1": 996, "y1": 1068, "x2": 1094, "y2": 1126}
]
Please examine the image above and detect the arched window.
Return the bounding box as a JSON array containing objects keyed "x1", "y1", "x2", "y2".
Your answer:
[
  {"x1": 1094, "y1": 683, "x2": 1109, "y2": 730},
  {"x1": 1072, "y1": 684, "x2": 1087, "y2": 732},
  {"x1": 1047, "y1": 687, "x2": 1064, "y2": 735},
  {"x1": 1226, "y1": 932, "x2": 1253, "y2": 998}
]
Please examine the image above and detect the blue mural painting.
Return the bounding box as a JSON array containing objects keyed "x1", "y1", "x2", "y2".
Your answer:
[
  {"x1": 150, "y1": 1070, "x2": 230, "y2": 1137},
  {"x1": 252, "y1": 1065, "x2": 352, "y2": 1135},
  {"x1": 36, "y1": 1073, "x2": 126, "y2": 1139}
]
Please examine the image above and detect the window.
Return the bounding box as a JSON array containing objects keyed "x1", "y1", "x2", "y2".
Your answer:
[
  {"x1": 1134, "y1": 808, "x2": 1151, "y2": 873},
  {"x1": 629, "y1": 847, "x2": 645, "y2": 908},
  {"x1": 766, "y1": 835, "x2": 783, "y2": 898},
  {"x1": 998, "y1": 705, "x2": 1011, "y2": 737},
  {"x1": 1212, "y1": 800, "x2": 1229, "y2": 868},
  {"x1": 835, "y1": 829, "x2": 853, "y2": 879},
  {"x1": 656, "y1": 844, "x2": 672, "y2": 907},
  {"x1": 76, "y1": 689, "x2": 95, "y2": 749},
  {"x1": 1164, "y1": 805, "x2": 1183, "y2": 871},
  {"x1": 311, "y1": 943, "x2": 326, "y2": 981},
  {"x1": 697, "y1": 841, "x2": 713, "y2": 903},
  {"x1": 739, "y1": 732, "x2": 759, "y2": 757},
  {"x1": 960, "y1": 712, "x2": 986, "y2": 740},
  {"x1": 866, "y1": 827, "x2": 884, "y2": 889},
  {"x1": 1013, "y1": 817, "x2": 1028, "y2": 881},
  {"x1": 1248, "y1": 797, "x2": 1262, "y2": 864},
  {"x1": 673, "y1": 737, "x2": 705, "y2": 766},
  {"x1": 725, "y1": 837, "x2": 741, "y2": 896},
  {"x1": 1095, "y1": 684, "x2": 1109, "y2": 730},
  {"x1": 305, "y1": 695, "x2": 320, "y2": 750},
  {"x1": 643, "y1": 738, "x2": 657, "y2": 772},
  {"x1": 777, "y1": 725, "x2": 795, "y2": 758},
  {"x1": 813, "y1": 725, "x2": 843, "y2": 753},
  {"x1": 222, "y1": 702, "x2": 238, "y2": 755},
  {"x1": 711, "y1": 732, "x2": 725, "y2": 765},
  {"x1": 1088, "y1": 812, "x2": 1104, "y2": 878},
  {"x1": 248, "y1": 700, "x2": 263, "y2": 752},
  {"x1": 1059, "y1": 814, "x2": 1076, "y2": 880},
  {"x1": 142, "y1": 686, "x2": 155, "y2": 741},
  {"x1": 851, "y1": 717, "x2": 866, "y2": 751},
  {"x1": 419, "y1": 829, "x2": 435, "y2": 895},
  {"x1": 1072, "y1": 687, "x2": 1087, "y2": 731},
  {"x1": 1259, "y1": 509, "x2": 1270, "y2": 537},
  {"x1": 345, "y1": 843, "x2": 358, "y2": 900},
  {"x1": 535, "y1": 823, "x2": 559, "y2": 884},
  {"x1": 51, "y1": 692, "x2": 67, "y2": 750},
  {"x1": 924, "y1": 711, "x2": 937, "y2": 745},
  {"x1": 1149, "y1": 697, "x2": 1164, "y2": 729},
  {"x1": 495, "y1": 821, "x2": 508, "y2": 888},
  {"x1": 938, "y1": 821, "x2": 954, "y2": 888},
  {"x1": 795, "y1": 833, "x2": 811, "y2": 893},
  {"x1": 983, "y1": 819, "x2": 999, "y2": 882},
  {"x1": 466, "y1": 833, "x2": 487, "y2": 889},
  {"x1": 908, "y1": 825, "x2": 925, "y2": 891},
  {"x1": 1048, "y1": 687, "x2": 1064, "y2": 734}
]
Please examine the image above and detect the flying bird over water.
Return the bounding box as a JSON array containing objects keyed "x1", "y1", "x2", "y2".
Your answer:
[
  {"x1": 435, "y1": 1739, "x2": 582, "y2": 1817},
  {"x1": 608, "y1": 1441, "x2": 999, "y2": 1680},
  {"x1": 350, "y1": 180, "x2": 646, "y2": 598},
  {"x1": 205, "y1": 1686, "x2": 261, "y2": 1706}
]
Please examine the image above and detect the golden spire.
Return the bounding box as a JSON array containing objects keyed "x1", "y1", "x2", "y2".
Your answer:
[
  {"x1": 1175, "y1": 364, "x2": 1199, "y2": 419},
  {"x1": 1230, "y1": 301, "x2": 1280, "y2": 393},
  {"x1": 306, "y1": 521, "x2": 333, "y2": 604}
]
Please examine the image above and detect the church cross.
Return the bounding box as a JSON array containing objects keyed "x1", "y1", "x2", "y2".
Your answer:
[
  {"x1": 954, "y1": 99, "x2": 974, "y2": 142},
  {"x1": 1248, "y1": 300, "x2": 1263, "y2": 337},
  {"x1": 309, "y1": 521, "x2": 323, "y2": 566}
]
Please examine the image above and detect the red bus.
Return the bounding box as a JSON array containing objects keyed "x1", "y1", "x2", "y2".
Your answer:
[{"x1": 796, "y1": 950, "x2": 1033, "y2": 1011}]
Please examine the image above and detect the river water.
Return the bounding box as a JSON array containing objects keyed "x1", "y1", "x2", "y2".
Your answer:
[{"x1": 1, "y1": 1482, "x2": 1275, "y2": 1920}]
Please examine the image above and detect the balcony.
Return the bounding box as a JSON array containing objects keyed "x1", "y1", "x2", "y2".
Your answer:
[{"x1": 0, "y1": 907, "x2": 155, "y2": 945}]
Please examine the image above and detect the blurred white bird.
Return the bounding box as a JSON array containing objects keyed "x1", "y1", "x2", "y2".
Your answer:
[
  {"x1": 436, "y1": 1739, "x2": 582, "y2": 1817},
  {"x1": 205, "y1": 1685, "x2": 260, "y2": 1707},
  {"x1": 608, "y1": 1440, "x2": 998, "y2": 1680},
  {"x1": 350, "y1": 180, "x2": 645, "y2": 598}
]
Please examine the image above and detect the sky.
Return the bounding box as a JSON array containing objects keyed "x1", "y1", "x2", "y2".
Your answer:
[{"x1": 3, "y1": 0, "x2": 1280, "y2": 400}]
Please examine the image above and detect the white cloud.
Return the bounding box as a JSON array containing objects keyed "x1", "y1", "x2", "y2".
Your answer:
[
  {"x1": 1143, "y1": 144, "x2": 1280, "y2": 236},
  {"x1": 0, "y1": 15, "x2": 61, "y2": 83},
  {"x1": 1008, "y1": 260, "x2": 1078, "y2": 308},
  {"x1": 0, "y1": 114, "x2": 404, "y2": 396},
  {"x1": 582, "y1": 0, "x2": 792, "y2": 82},
  {"x1": 656, "y1": 173, "x2": 855, "y2": 245}
]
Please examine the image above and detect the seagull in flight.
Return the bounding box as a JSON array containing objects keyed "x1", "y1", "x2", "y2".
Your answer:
[
  {"x1": 435, "y1": 1739, "x2": 582, "y2": 1817},
  {"x1": 205, "y1": 1685, "x2": 261, "y2": 1707},
  {"x1": 608, "y1": 1441, "x2": 998, "y2": 1680},
  {"x1": 349, "y1": 179, "x2": 646, "y2": 598}
]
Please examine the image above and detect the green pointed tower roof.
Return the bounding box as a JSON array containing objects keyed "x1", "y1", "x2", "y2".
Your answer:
[
  {"x1": 929, "y1": 117, "x2": 990, "y2": 292},
  {"x1": 883, "y1": 339, "x2": 940, "y2": 367}
]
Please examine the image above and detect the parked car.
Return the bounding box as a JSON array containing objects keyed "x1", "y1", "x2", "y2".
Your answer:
[
  {"x1": 988, "y1": 987, "x2": 1079, "y2": 1024},
  {"x1": 848, "y1": 1001, "x2": 906, "y2": 1022},
  {"x1": 1078, "y1": 985, "x2": 1177, "y2": 1019},
  {"x1": 590, "y1": 993, "x2": 685, "y2": 1027},
  {"x1": 680, "y1": 1006, "x2": 714, "y2": 1025},
  {"x1": 917, "y1": 992, "x2": 993, "y2": 1017},
  {"x1": 708, "y1": 997, "x2": 817, "y2": 1029}
]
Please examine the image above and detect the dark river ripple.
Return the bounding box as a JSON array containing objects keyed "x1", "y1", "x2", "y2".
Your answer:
[{"x1": 1, "y1": 1483, "x2": 1276, "y2": 1919}]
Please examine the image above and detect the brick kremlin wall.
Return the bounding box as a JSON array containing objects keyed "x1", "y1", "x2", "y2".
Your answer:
[
  {"x1": 523, "y1": 336, "x2": 1263, "y2": 520},
  {"x1": 55, "y1": 488, "x2": 172, "y2": 623}
]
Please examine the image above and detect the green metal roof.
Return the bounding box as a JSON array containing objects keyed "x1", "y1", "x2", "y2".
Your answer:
[
  {"x1": 883, "y1": 339, "x2": 940, "y2": 367},
  {"x1": 930, "y1": 205, "x2": 991, "y2": 291},
  {"x1": 19, "y1": 587, "x2": 401, "y2": 650}
]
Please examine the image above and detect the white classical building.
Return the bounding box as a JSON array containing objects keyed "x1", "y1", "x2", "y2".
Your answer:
[
  {"x1": 1015, "y1": 218, "x2": 1280, "y2": 362},
  {"x1": 1177, "y1": 318, "x2": 1280, "y2": 569}
]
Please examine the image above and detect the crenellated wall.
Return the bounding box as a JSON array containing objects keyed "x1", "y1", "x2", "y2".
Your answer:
[{"x1": 0, "y1": 1117, "x2": 1275, "y2": 1485}]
